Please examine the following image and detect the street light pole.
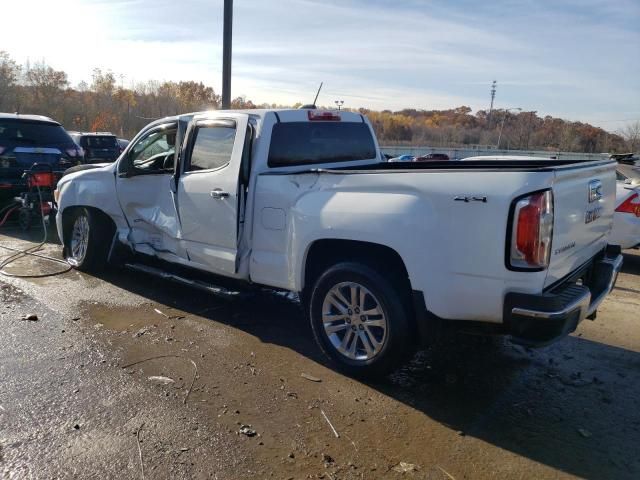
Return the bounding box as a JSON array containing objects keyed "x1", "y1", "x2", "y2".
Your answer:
[
  {"x1": 497, "y1": 107, "x2": 521, "y2": 150},
  {"x1": 334, "y1": 100, "x2": 344, "y2": 111},
  {"x1": 222, "y1": 0, "x2": 233, "y2": 109}
]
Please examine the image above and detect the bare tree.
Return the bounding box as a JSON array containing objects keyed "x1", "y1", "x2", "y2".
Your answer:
[
  {"x1": 620, "y1": 121, "x2": 640, "y2": 152},
  {"x1": 0, "y1": 50, "x2": 20, "y2": 111}
]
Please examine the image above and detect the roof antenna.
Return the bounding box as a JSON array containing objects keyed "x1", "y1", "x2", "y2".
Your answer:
[{"x1": 299, "y1": 82, "x2": 323, "y2": 109}]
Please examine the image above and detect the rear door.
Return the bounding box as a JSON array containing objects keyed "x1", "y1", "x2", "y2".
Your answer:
[
  {"x1": 177, "y1": 112, "x2": 250, "y2": 276},
  {"x1": 545, "y1": 160, "x2": 617, "y2": 286}
]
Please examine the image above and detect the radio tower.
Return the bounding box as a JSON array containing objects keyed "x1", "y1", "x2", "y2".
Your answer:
[{"x1": 487, "y1": 80, "x2": 497, "y2": 127}]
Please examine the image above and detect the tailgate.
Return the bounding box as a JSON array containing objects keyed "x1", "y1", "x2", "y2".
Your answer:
[{"x1": 545, "y1": 160, "x2": 616, "y2": 286}]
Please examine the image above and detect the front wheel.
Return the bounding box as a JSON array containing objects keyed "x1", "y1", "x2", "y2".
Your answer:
[
  {"x1": 64, "y1": 208, "x2": 111, "y2": 272},
  {"x1": 308, "y1": 262, "x2": 414, "y2": 378}
]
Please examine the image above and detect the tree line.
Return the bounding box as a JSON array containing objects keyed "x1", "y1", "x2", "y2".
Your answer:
[{"x1": 1, "y1": 51, "x2": 636, "y2": 152}]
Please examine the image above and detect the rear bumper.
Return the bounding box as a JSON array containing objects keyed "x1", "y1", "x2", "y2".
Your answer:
[{"x1": 504, "y1": 247, "x2": 623, "y2": 346}]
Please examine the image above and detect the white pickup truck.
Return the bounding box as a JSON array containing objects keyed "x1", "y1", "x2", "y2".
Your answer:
[{"x1": 55, "y1": 108, "x2": 623, "y2": 377}]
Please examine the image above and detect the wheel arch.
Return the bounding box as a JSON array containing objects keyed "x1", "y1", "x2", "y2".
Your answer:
[
  {"x1": 302, "y1": 239, "x2": 411, "y2": 297},
  {"x1": 61, "y1": 206, "x2": 117, "y2": 250}
]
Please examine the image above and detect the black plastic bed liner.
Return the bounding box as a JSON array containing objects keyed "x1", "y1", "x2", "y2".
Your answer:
[
  {"x1": 261, "y1": 159, "x2": 614, "y2": 176},
  {"x1": 330, "y1": 158, "x2": 614, "y2": 173}
]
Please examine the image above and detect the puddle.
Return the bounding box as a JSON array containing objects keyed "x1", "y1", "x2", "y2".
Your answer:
[{"x1": 80, "y1": 302, "x2": 186, "y2": 332}]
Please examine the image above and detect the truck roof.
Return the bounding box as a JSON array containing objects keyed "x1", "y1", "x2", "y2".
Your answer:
[{"x1": 152, "y1": 108, "x2": 365, "y2": 127}]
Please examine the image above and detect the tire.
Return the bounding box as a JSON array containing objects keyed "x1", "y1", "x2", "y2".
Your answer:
[
  {"x1": 64, "y1": 207, "x2": 112, "y2": 272},
  {"x1": 308, "y1": 261, "x2": 414, "y2": 378}
]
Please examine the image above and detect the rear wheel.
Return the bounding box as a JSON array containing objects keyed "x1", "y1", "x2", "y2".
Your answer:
[
  {"x1": 64, "y1": 208, "x2": 111, "y2": 272},
  {"x1": 309, "y1": 262, "x2": 413, "y2": 378}
]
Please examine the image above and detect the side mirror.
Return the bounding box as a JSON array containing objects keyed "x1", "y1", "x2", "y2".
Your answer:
[{"x1": 117, "y1": 153, "x2": 136, "y2": 178}]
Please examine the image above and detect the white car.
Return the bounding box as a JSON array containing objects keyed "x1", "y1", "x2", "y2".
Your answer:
[
  {"x1": 609, "y1": 182, "x2": 640, "y2": 249},
  {"x1": 55, "y1": 108, "x2": 622, "y2": 376}
]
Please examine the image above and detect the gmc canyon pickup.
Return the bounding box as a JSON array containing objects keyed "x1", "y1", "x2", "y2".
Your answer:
[{"x1": 55, "y1": 108, "x2": 623, "y2": 376}]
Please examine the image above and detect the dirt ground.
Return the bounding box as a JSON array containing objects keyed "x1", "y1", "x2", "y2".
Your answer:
[{"x1": 1, "y1": 225, "x2": 639, "y2": 479}]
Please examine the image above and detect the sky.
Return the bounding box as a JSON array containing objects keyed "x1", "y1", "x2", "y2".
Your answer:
[{"x1": 2, "y1": 0, "x2": 639, "y2": 131}]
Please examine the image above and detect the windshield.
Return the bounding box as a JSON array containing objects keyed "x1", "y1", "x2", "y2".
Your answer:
[{"x1": 0, "y1": 120, "x2": 73, "y2": 146}]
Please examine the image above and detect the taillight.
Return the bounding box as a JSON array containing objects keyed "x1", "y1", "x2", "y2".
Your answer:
[
  {"x1": 509, "y1": 190, "x2": 554, "y2": 269},
  {"x1": 308, "y1": 110, "x2": 341, "y2": 121},
  {"x1": 615, "y1": 192, "x2": 640, "y2": 217}
]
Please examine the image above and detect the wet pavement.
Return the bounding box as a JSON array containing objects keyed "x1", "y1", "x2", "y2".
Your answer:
[{"x1": 1, "y1": 225, "x2": 639, "y2": 479}]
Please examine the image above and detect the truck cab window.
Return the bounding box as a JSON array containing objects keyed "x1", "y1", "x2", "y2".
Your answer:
[
  {"x1": 129, "y1": 128, "x2": 177, "y2": 173},
  {"x1": 187, "y1": 125, "x2": 236, "y2": 172}
]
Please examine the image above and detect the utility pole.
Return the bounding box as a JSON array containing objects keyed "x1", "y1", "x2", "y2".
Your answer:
[
  {"x1": 487, "y1": 80, "x2": 497, "y2": 127},
  {"x1": 222, "y1": 0, "x2": 233, "y2": 109}
]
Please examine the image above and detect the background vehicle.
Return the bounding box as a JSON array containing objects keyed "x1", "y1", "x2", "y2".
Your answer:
[
  {"x1": 609, "y1": 182, "x2": 640, "y2": 249},
  {"x1": 69, "y1": 132, "x2": 121, "y2": 163},
  {"x1": 415, "y1": 153, "x2": 450, "y2": 161},
  {"x1": 55, "y1": 109, "x2": 622, "y2": 377},
  {"x1": 387, "y1": 154, "x2": 415, "y2": 162},
  {"x1": 616, "y1": 162, "x2": 640, "y2": 187},
  {"x1": 0, "y1": 113, "x2": 80, "y2": 204}
]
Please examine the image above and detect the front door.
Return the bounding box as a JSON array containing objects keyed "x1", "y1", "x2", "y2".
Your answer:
[
  {"x1": 115, "y1": 121, "x2": 182, "y2": 258},
  {"x1": 178, "y1": 113, "x2": 250, "y2": 276}
]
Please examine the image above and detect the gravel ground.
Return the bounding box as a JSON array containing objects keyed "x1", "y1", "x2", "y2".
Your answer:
[{"x1": 1, "y1": 226, "x2": 639, "y2": 479}]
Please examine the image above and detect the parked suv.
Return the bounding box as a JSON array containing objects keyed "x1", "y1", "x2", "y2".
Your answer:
[
  {"x1": 70, "y1": 132, "x2": 121, "y2": 163},
  {"x1": 0, "y1": 113, "x2": 81, "y2": 203}
]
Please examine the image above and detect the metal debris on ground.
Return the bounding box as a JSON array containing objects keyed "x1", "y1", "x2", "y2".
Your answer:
[
  {"x1": 436, "y1": 465, "x2": 456, "y2": 479},
  {"x1": 148, "y1": 376, "x2": 175, "y2": 385},
  {"x1": 154, "y1": 307, "x2": 185, "y2": 320},
  {"x1": 392, "y1": 461, "x2": 419, "y2": 473},
  {"x1": 238, "y1": 425, "x2": 257, "y2": 437},
  {"x1": 320, "y1": 409, "x2": 340, "y2": 438},
  {"x1": 121, "y1": 355, "x2": 198, "y2": 404},
  {"x1": 301, "y1": 373, "x2": 321, "y2": 382},
  {"x1": 21, "y1": 313, "x2": 38, "y2": 321},
  {"x1": 154, "y1": 308, "x2": 170, "y2": 318}
]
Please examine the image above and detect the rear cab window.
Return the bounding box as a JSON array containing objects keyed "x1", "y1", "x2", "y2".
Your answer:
[{"x1": 267, "y1": 121, "x2": 376, "y2": 167}]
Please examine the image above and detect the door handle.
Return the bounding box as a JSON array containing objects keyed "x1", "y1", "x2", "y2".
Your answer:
[{"x1": 210, "y1": 189, "x2": 230, "y2": 199}]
